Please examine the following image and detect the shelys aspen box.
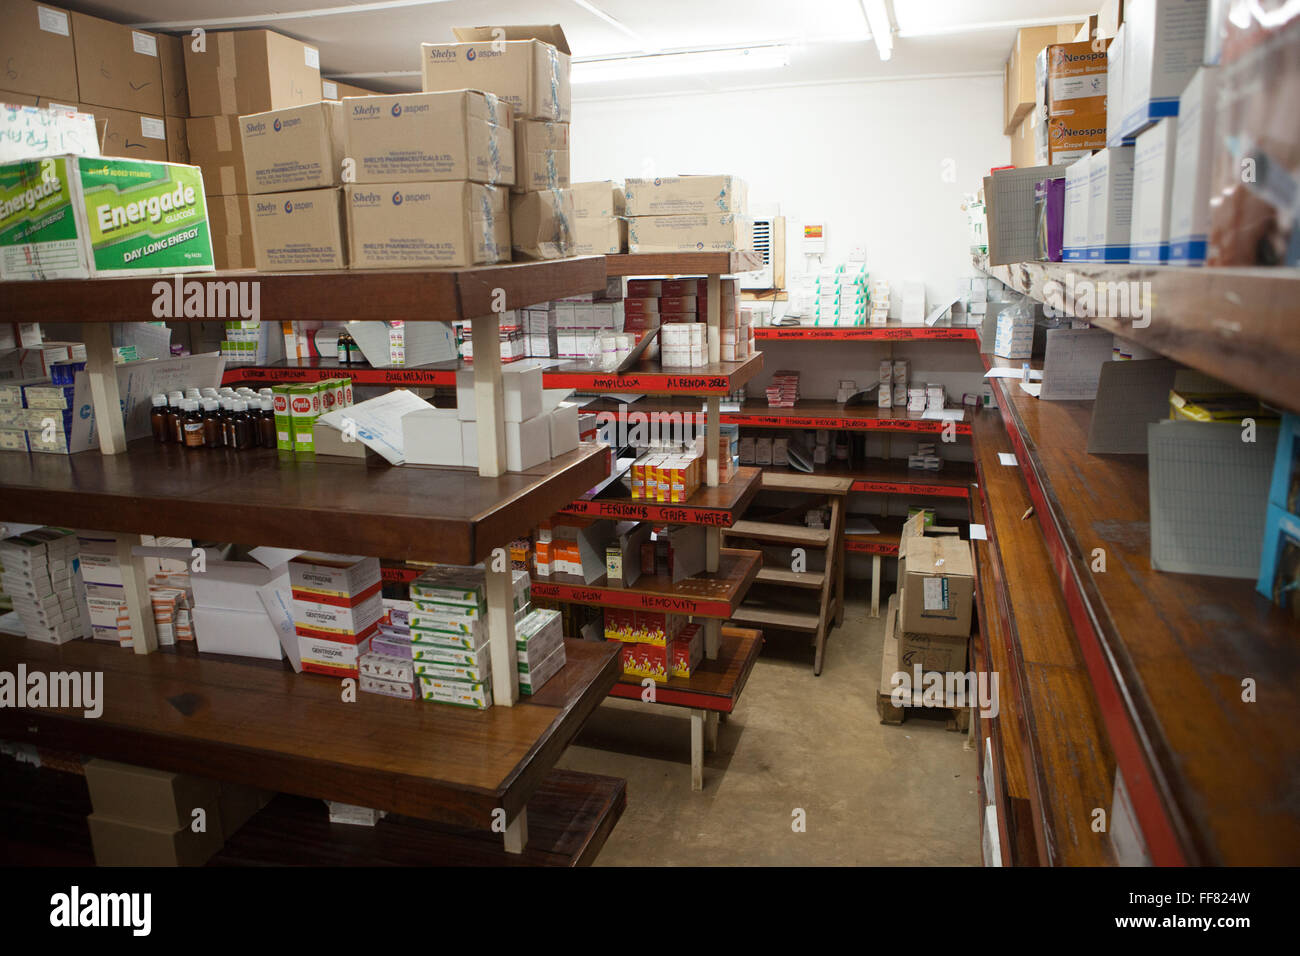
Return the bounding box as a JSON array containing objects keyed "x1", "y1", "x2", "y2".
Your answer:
[{"x1": 0, "y1": 155, "x2": 214, "y2": 280}]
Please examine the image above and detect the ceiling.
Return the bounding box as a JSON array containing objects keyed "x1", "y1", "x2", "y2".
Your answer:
[{"x1": 60, "y1": 0, "x2": 1096, "y2": 96}]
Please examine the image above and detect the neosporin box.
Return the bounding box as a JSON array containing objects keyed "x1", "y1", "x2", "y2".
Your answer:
[{"x1": 0, "y1": 155, "x2": 214, "y2": 280}]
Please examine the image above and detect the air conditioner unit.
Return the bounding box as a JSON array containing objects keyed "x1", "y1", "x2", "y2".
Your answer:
[{"x1": 739, "y1": 215, "x2": 785, "y2": 290}]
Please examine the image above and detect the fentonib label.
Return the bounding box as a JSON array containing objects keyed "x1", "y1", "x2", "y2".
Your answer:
[{"x1": 76, "y1": 157, "x2": 213, "y2": 274}]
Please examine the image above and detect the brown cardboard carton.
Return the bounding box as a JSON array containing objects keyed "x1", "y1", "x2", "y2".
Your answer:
[
  {"x1": 89, "y1": 104, "x2": 169, "y2": 162},
  {"x1": 898, "y1": 629, "x2": 969, "y2": 674},
  {"x1": 251, "y1": 187, "x2": 346, "y2": 272},
  {"x1": 489, "y1": 184, "x2": 511, "y2": 258},
  {"x1": 0, "y1": 1, "x2": 78, "y2": 102},
  {"x1": 624, "y1": 174, "x2": 747, "y2": 216},
  {"x1": 627, "y1": 212, "x2": 749, "y2": 254},
  {"x1": 898, "y1": 534, "x2": 974, "y2": 638},
  {"x1": 1004, "y1": 25, "x2": 1059, "y2": 133},
  {"x1": 239, "y1": 100, "x2": 344, "y2": 194},
  {"x1": 421, "y1": 25, "x2": 570, "y2": 121},
  {"x1": 0, "y1": 90, "x2": 39, "y2": 106},
  {"x1": 510, "y1": 187, "x2": 574, "y2": 260},
  {"x1": 186, "y1": 114, "x2": 247, "y2": 195},
  {"x1": 513, "y1": 119, "x2": 569, "y2": 193},
  {"x1": 342, "y1": 90, "x2": 513, "y2": 185},
  {"x1": 157, "y1": 32, "x2": 189, "y2": 118},
  {"x1": 217, "y1": 782, "x2": 263, "y2": 839},
  {"x1": 87, "y1": 813, "x2": 224, "y2": 866},
  {"x1": 1046, "y1": 112, "x2": 1107, "y2": 164},
  {"x1": 71, "y1": 11, "x2": 164, "y2": 115},
  {"x1": 1045, "y1": 40, "x2": 1111, "y2": 118},
  {"x1": 213, "y1": 230, "x2": 255, "y2": 270},
  {"x1": 573, "y1": 217, "x2": 625, "y2": 255},
  {"x1": 165, "y1": 115, "x2": 189, "y2": 163},
  {"x1": 83, "y1": 758, "x2": 222, "y2": 830},
  {"x1": 321, "y1": 78, "x2": 374, "y2": 101},
  {"x1": 185, "y1": 29, "x2": 321, "y2": 118},
  {"x1": 345, "y1": 181, "x2": 503, "y2": 269},
  {"x1": 571, "y1": 180, "x2": 625, "y2": 218},
  {"x1": 207, "y1": 194, "x2": 250, "y2": 237}
]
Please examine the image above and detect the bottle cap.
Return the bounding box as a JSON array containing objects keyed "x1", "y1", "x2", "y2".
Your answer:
[{"x1": 152, "y1": 393, "x2": 167, "y2": 407}]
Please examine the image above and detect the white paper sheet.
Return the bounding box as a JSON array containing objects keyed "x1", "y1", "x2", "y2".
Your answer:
[
  {"x1": 257, "y1": 575, "x2": 301, "y2": 673},
  {"x1": 318, "y1": 389, "x2": 433, "y2": 465},
  {"x1": 1019, "y1": 382, "x2": 1043, "y2": 397},
  {"x1": 997, "y1": 452, "x2": 1018, "y2": 466},
  {"x1": 1039, "y1": 328, "x2": 1114, "y2": 400},
  {"x1": 984, "y1": 367, "x2": 1044, "y2": 380},
  {"x1": 921, "y1": 408, "x2": 966, "y2": 421},
  {"x1": 969, "y1": 523, "x2": 988, "y2": 540}
]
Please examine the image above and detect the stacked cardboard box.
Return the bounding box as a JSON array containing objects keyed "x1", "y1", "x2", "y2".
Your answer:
[
  {"x1": 408, "y1": 565, "x2": 496, "y2": 709},
  {"x1": 290, "y1": 553, "x2": 382, "y2": 678},
  {"x1": 896, "y1": 514, "x2": 975, "y2": 678},
  {"x1": 516, "y1": 606, "x2": 566, "y2": 694},
  {"x1": 624, "y1": 276, "x2": 752, "y2": 362},
  {"x1": 571, "y1": 180, "x2": 626, "y2": 254},
  {"x1": 449, "y1": 364, "x2": 578, "y2": 471},
  {"x1": 766, "y1": 370, "x2": 799, "y2": 408},
  {"x1": 0, "y1": 527, "x2": 90, "y2": 644},
  {"x1": 77, "y1": 532, "x2": 137, "y2": 646},
  {"x1": 606, "y1": 608, "x2": 696, "y2": 683},
  {"x1": 187, "y1": 28, "x2": 322, "y2": 270},
  {"x1": 813, "y1": 265, "x2": 870, "y2": 326},
  {"x1": 1036, "y1": 39, "x2": 1112, "y2": 165},
  {"x1": 625, "y1": 175, "x2": 750, "y2": 253}
]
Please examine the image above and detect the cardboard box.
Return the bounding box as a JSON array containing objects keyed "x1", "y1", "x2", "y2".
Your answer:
[
  {"x1": 1117, "y1": 0, "x2": 1209, "y2": 139},
  {"x1": 1046, "y1": 40, "x2": 1111, "y2": 117},
  {"x1": 510, "y1": 187, "x2": 574, "y2": 259},
  {"x1": 194, "y1": 605, "x2": 284, "y2": 660},
  {"x1": 298, "y1": 632, "x2": 372, "y2": 678},
  {"x1": 624, "y1": 175, "x2": 747, "y2": 216},
  {"x1": 71, "y1": 12, "x2": 164, "y2": 115},
  {"x1": 91, "y1": 105, "x2": 169, "y2": 162},
  {"x1": 0, "y1": 155, "x2": 214, "y2": 280},
  {"x1": 1005, "y1": 26, "x2": 1060, "y2": 133},
  {"x1": 346, "y1": 181, "x2": 502, "y2": 269},
  {"x1": 513, "y1": 119, "x2": 569, "y2": 192},
  {"x1": 571, "y1": 179, "x2": 624, "y2": 218},
  {"x1": 1168, "y1": 66, "x2": 1218, "y2": 266},
  {"x1": 84, "y1": 759, "x2": 222, "y2": 831},
  {"x1": 157, "y1": 32, "x2": 188, "y2": 118},
  {"x1": 899, "y1": 629, "x2": 969, "y2": 674},
  {"x1": 1, "y1": 2, "x2": 78, "y2": 102},
  {"x1": 250, "y1": 187, "x2": 346, "y2": 272},
  {"x1": 165, "y1": 116, "x2": 189, "y2": 164},
  {"x1": 207, "y1": 194, "x2": 249, "y2": 236},
  {"x1": 186, "y1": 114, "x2": 247, "y2": 195},
  {"x1": 185, "y1": 29, "x2": 321, "y2": 118},
  {"x1": 1063, "y1": 152, "x2": 1092, "y2": 260},
  {"x1": 240, "y1": 101, "x2": 344, "y2": 194},
  {"x1": 1087, "y1": 146, "x2": 1135, "y2": 262},
  {"x1": 573, "y1": 216, "x2": 625, "y2": 255},
  {"x1": 402, "y1": 406, "x2": 463, "y2": 466},
  {"x1": 342, "y1": 90, "x2": 514, "y2": 185},
  {"x1": 321, "y1": 78, "x2": 374, "y2": 100},
  {"x1": 506, "y1": 414, "x2": 550, "y2": 471},
  {"x1": 898, "y1": 534, "x2": 974, "y2": 637},
  {"x1": 1045, "y1": 112, "x2": 1107, "y2": 164},
  {"x1": 1130, "y1": 117, "x2": 1177, "y2": 262},
  {"x1": 628, "y1": 212, "x2": 749, "y2": 253},
  {"x1": 87, "y1": 812, "x2": 224, "y2": 866},
  {"x1": 421, "y1": 25, "x2": 571, "y2": 121}
]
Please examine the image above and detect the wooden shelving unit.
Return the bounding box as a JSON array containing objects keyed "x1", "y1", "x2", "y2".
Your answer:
[
  {"x1": 532, "y1": 549, "x2": 761, "y2": 620},
  {"x1": 604, "y1": 251, "x2": 762, "y2": 277},
  {"x1": 543, "y1": 353, "x2": 764, "y2": 395},
  {"x1": 223, "y1": 358, "x2": 461, "y2": 388},
  {"x1": 755, "y1": 324, "x2": 979, "y2": 342},
  {"x1": 723, "y1": 400, "x2": 973, "y2": 435},
  {"x1": 559, "y1": 466, "x2": 762, "y2": 527}
]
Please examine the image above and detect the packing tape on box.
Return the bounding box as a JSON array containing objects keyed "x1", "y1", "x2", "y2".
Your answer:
[
  {"x1": 554, "y1": 189, "x2": 571, "y2": 253},
  {"x1": 218, "y1": 32, "x2": 238, "y2": 115},
  {"x1": 484, "y1": 91, "x2": 502, "y2": 128},
  {"x1": 547, "y1": 46, "x2": 561, "y2": 120},
  {"x1": 481, "y1": 188, "x2": 498, "y2": 262},
  {"x1": 214, "y1": 117, "x2": 232, "y2": 152},
  {"x1": 219, "y1": 165, "x2": 236, "y2": 194},
  {"x1": 544, "y1": 149, "x2": 560, "y2": 190},
  {"x1": 487, "y1": 122, "x2": 502, "y2": 184}
]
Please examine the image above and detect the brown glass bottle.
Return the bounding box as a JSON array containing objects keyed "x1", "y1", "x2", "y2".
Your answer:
[
  {"x1": 167, "y1": 391, "x2": 185, "y2": 443},
  {"x1": 202, "y1": 398, "x2": 222, "y2": 447},
  {"x1": 257, "y1": 398, "x2": 277, "y2": 448},
  {"x1": 231, "y1": 400, "x2": 255, "y2": 449},
  {"x1": 151, "y1": 394, "x2": 169, "y2": 443},
  {"x1": 181, "y1": 400, "x2": 206, "y2": 448}
]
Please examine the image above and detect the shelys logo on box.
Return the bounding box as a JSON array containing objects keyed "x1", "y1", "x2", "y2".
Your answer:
[
  {"x1": 427, "y1": 47, "x2": 457, "y2": 61},
  {"x1": 245, "y1": 119, "x2": 267, "y2": 135},
  {"x1": 352, "y1": 103, "x2": 383, "y2": 117},
  {"x1": 351, "y1": 190, "x2": 382, "y2": 207}
]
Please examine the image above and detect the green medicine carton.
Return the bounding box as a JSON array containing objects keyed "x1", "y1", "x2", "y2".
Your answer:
[{"x1": 0, "y1": 154, "x2": 214, "y2": 280}]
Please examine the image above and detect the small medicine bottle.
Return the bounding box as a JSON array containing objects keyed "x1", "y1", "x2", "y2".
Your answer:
[
  {"x1": 181, "y1": 400, "x2": 206, "y2": 448},
  {"x1": 167, "y1": 391, "x2": 185, "y2": 443},
  {"x1": 231, "y1": 400, "x2": 255, "y2": 449},
  {"x1": 257, "y1": 398, "x2": 277, "y2": 448},
  {"x1": 202, "y1": 398, "x2": 222, "y2": 447},
  {"x1": 151, "y1": 394, "x2": 169, "y2": 443},
  {"x1": 220, "y1": 398, "x2": 236, "y2": 447}
]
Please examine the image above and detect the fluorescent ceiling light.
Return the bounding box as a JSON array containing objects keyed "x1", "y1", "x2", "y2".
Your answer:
[
  {"x1": 571, "y1": 46, "x2": 791, "y2": 84},
  {"x1": 860, "y1": 0, "x2": 894, "y2": 61}
]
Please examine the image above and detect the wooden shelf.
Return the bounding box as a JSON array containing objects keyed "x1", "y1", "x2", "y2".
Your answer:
[
  {"x1": 0, "y1": 636, "x2": 621, "y2": 833},
  {"x1": 972, "y1": 405, "x2": 1115, "y2": 866},
  {"x1": 984, "y1": 363, "x2": 1300, "y2": 865},
  {"x1": 976, "y1": 255, "x2": 1300, "y2": 414},
  {"x1": 531, "y1": 548, "x2": 761, "y2": 619},
  {"x1": 559, "y1": 466, "x2": 761, "y2": 527},
  {"x1": 0, "y1": 258, "x2": 608, "y2": 324},
  {"x1": 544, "y1": 353, "x2": 764, "y2": 395},
  {"x1": 761, "y1": 460, "x2": 975, "y2": 499},
  {"x1": 604, "y1": 251, "x2": 762, "y2": 277},
  {"x1": 724, "y1": 400, "x2": 973, "y2": 436},
  {"x1": 224, "y1": 358, "x2": 460, "y2": 388},
  {"x1": 843, "y1": 516, "x2": 905, "y2": 556},
  {"x1": 607, "y1": 626, "x2": 763, "y2": 713},
  {"x1": 0, "y1": 439, "x2": 610, "y2": 566},
  {"x1": 755, "y1": 324, "x2": 979, "y2": 342}
]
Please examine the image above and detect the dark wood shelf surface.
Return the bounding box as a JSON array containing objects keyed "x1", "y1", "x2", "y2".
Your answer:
[
  {"x1": 760, "y1": 459, "x2": 975, "y2": 499},
  {"x1": 986, "y1": 364, "x2": 1300, "y2": 866},
  {"x1": 0, "y1": 257, "x2": 608, "y2": 324},
  {"x1": 531, "y1": 548, "x2": 761, "y2": 619},
  {"x1": 545, "y1": 353, "x2": 764, "y2": 395},
  {"x1": 0, "y1": 439, "x2": 610, "y2": 566},
  {"x1": 755, "y1": 324, "x2": 979, "y2": 342},
  {"x1": 604, "y1": 251, "x2": 762, "y2": 277},
  {"x1": 977, "y1": 256, "x2": 1300, "y2": 414},
  {"x1": 559, "y1": 466, "x2": 761, "y2": 527},
  {"x1": 607, "y1": 626, "x2": 764, "y2": 713},
  {"x1": 0, "y1": 636, "x2": 621, "y2": 833}
]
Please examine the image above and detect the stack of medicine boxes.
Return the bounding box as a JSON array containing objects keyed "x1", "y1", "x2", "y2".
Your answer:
[
  {"x1": 290, "y1": 553, "x2": 383, "y2": 678},
  {"x1": 0, "y1": 528, "x2": 90, "y2": 645},
  {"x1": 814, "y1": 265, "x2": 870, "y2": 327}
]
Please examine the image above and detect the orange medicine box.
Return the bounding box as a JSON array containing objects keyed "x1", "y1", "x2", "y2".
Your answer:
[
  {"x1": 671, "y1": 622, "x2": 703, "y2": 678},
  {"x1": 630, "y1": 641, "x2": 669, "y2": 683},
  {"x1": 604, "y1": 606, "x2": 635, "y2": 642}
]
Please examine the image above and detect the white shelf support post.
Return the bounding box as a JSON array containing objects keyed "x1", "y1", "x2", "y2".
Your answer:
[
  {"x1": 706, "y1": 273, "x2": 722, "y2": 365},
  {"x1": 503, "y1": 807, "x2": 529, "y2": 854},
  {"x1": 115, "y1": 533, "x2": 159, "y2": 655},
  {"x1": 485, "y1": 562, "x2": 520, "y2": 708},
  {"x1": 471, "y1": 310, "x2": 508, "y2": 478},
  {"x1": 83, "y1": 323, "x2": 127, "y2": 455},
  {"x1": 691, "y1": 709, "x2": 705, "y2": 792}
]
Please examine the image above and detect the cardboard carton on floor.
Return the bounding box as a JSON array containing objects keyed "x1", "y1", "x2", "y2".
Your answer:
[
  {"x1": 240, "y1": 101, "x2": 345, "y2": 194},
  {"x1": 71, "y1": 11, "x2": 164, "y2": 116},
  {"x1": 898, "y1": 629, "x2": 969, "y2": 674},
  {"x1": 87, "y1": 812, "x2": 225, "y2": 866},
  {"x1": 897, "y1": 533, "x2": 974, "y2": 638},
  {"x1": 250, "y1": 187, "x2": 347, "y2": 272},
  {"x1": 342, "y1": 90, "x2": 513, "y2": 186},
  {"x1": 345, "y1": 181, "x2": 502, "y2": 269},
  {"x1": 84, "y1": 759, "x2": 223, "y2": 831},
  {"x1": 510, "y1": 188, "x2": 574, "y2": 260},
  {"x1": 185, "y1": 28, "x2": 321, "y2": 118},
  {"x1": 421, "y1": 25, "x2": 571, "y2": 122},
  {"x1": 2, "y1": 1, "x2": 78, "y2": 102}
]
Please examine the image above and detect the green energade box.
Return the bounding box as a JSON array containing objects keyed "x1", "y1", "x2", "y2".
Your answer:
[{"x1": 0, "y1": 154, "x2": 214, "y2": 280}]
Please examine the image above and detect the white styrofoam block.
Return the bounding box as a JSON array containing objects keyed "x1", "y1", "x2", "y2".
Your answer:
[
  {"x1": 401, "y1": 407, "x2": 463, "y2": 466},
  {"x1": 461, "y1": 421, "x2": 478, "y2": 468},
  {"x1": 503, "y1": 363, "x2": 543, "y2": 424},
  {"x1": 455, "y1": 368, "x2": 475, "y2": 422},
  {"x1": 506, "y1": 415, "x2": 550, "y2": 472},
  {"x1": 548, "y1": 402, "x2": 580, "y2": 457}
]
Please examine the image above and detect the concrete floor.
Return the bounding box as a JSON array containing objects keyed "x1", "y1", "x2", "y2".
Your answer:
[{"x1": 557, "y1": 595, "x2": 982, "y2": 866}]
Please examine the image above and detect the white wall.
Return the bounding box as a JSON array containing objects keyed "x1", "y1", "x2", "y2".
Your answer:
[{"x1": 572, "y1": 73, "x2": 1009, "y2": 310}]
